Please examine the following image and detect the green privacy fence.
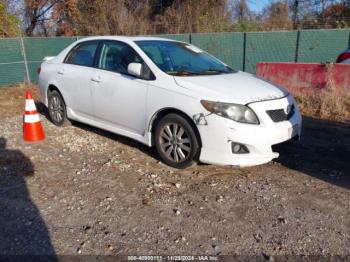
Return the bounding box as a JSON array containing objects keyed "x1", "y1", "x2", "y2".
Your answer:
[
  {"x1": 24, "y1": 37, "x2": 77, "y2": 83},
  {"x1": 0, "y1": 38, "x2": 26, "y2": 85},
  {"x1": 245, "y1": 31, "x2": 298, "y2": 73},
  {"x1": 0, "y1": 36, "x2": 79, "y2": 86},
  {"x1": 0, "y1": 29, "x2": 349, "y2": 86},
  {"x1": 192, "y1": 32, "x2": 245, "y2": 71},
  {"x1": 297, "y1": 29, "x2": 350, "y2": 63}
]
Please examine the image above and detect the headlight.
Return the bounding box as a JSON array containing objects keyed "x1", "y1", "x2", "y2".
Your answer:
[{"x1": 201, "y1": 100, "x2": 259, "y2": 124}]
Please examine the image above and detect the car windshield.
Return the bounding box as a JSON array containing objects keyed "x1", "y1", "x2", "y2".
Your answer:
[{"x1": 135, "y1": 40, "x2": 236, "y2": 76}]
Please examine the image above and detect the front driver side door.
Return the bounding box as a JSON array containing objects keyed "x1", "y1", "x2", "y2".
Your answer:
[{"x1": 91, "y1": 40, "x2": 150, "y2": 136}]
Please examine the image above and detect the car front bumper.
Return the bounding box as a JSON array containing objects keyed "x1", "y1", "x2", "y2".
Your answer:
[{"x1": 197, "y1": 95, "x2": 302, "y2": 167}]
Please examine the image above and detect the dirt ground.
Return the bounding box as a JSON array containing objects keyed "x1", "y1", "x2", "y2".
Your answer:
[{"x1": 0, "y1": 85, "x2": 350, "y2": 260}]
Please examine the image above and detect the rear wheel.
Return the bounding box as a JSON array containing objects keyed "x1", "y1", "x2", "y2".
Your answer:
[
  {"x1": 155, "y1": 114, "x2": 199, "y2": 169},
  {"x1": 48, "y1": 90, "x2": 70, "y2": 126}
]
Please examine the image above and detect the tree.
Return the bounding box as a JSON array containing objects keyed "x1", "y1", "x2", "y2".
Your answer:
[
  {"x1": 321, "y1": 1, "x2": 350, "y2": 28},
  {"x1": 233, "y1": 0, "x2": 251, "y2": 22},
  {"x1": 68, "y1": 0, "x2": 154, "y2": 36},
  {"x1": 230, "y1": 0, "x2": 260, "y2": 32},
  {"x1": 5, "y1": 0, "x2": 350, "y2": 36},
  {"x1": 149, "y1": 0, "x2": 176, "y2": 18},
  {"x1": 51, "y1": 0, "x2": 79, "y2": 36},
  {"x1": 263, "y1": 1, "x2": 292, "y2": 30},
  {"x1": 24, "y1": 0, "x2": 61, "y2": 36},
  {"x1": 158, "y1": 0, "x2": 231, "y2": 33},
  {"x1": 0, "y1": 2, "x2": 20, "y2": 37},
  {"x1": 291, "y1": 0, "x2": 300, "y2": 29}
]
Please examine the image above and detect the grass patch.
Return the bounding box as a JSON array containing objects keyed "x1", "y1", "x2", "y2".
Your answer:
[
  {"x1": 294, "y1": 67, "x2": 350, "y2": 123},
  {"x1": 0, "y1": 83, "x2": 39, "y2": 117}
]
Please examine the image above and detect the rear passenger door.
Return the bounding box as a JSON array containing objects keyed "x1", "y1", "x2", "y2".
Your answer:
[{"x1": 60, "y1": 41, "x2": 99, "y2": 119}]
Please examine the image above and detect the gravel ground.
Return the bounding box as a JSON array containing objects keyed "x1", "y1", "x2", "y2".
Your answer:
[{"x1": 0, "y1": 86, "x2": 350, "y2": 260}]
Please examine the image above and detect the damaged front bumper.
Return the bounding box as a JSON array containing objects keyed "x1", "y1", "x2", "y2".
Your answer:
[{"x1": 196, "y1": 95, "x2": 302, "y2": 167}]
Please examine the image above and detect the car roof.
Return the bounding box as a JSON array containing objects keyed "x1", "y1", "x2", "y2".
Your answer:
[{"x1": 78, "y1": 35, "x2": 179, "y2": 43}]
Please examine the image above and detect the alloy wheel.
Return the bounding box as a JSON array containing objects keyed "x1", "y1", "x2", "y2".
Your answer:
[
  {"x1": 159, "y1": 123, "x2": 192, "y2": 163},
  {"x1": 49, "y1": 94, "x2": 65, "y2": 125}
]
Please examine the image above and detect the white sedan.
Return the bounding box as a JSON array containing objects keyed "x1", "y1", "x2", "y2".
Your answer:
[{"x1": 39, "y1": 36, "x2": 302, "y2": 168}]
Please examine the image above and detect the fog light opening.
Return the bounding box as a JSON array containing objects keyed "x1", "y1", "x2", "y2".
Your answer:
[{"x1": 231, "y1": 142, "x2": 249, "y2": 154}]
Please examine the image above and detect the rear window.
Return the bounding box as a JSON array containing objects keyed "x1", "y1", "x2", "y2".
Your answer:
[{"x1": 65, "y1": 41, "x2": 99, "y2": 67}]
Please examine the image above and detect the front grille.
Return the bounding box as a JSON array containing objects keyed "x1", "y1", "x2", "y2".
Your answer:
[{"x1": 266, "y1": 105, "x2": 294, "y2": 122}]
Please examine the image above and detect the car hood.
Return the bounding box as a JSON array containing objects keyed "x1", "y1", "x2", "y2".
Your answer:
[{"x1": 173, "y1": 71, "x2": 288, "y2": 104}]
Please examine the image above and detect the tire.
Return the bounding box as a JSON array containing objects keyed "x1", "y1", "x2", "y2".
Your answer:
[
  {"x1": 155, "y1": 113, "x2": 200, "y2": 169},
  {"x1": 48, "y1": 90, "x2": 70, "y2": 126}
]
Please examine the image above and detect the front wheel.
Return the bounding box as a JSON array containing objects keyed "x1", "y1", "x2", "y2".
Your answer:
[{"x1": 155, "y1": 114, "x2": 200, "y2": 169}]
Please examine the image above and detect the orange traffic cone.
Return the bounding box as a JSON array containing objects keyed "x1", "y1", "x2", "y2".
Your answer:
[{"x1": 23, "y1": 91, "x2": 45, "y2": 142}]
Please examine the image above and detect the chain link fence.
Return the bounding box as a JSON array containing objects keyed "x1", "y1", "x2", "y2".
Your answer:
[{"x1": 0, "y1": 29, "x2": 349, "y2": 86}]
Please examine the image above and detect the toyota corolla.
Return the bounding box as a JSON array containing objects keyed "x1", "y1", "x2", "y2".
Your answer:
[{"x1": 38, "y1": 36, "x2": 302, "y2": 168}]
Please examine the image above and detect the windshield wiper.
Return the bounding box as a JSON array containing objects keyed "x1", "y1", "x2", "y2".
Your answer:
[
  {"x1": 197, "y1": 70, "x2": 223, "y2": 75},
  {"x1": 166, "y1": 70, "x2": 199, "y2": 76},
  {"x1": 167, "y1": 69, "x2": 235, "y2": 76},
  {"x1": 200, "y1": 68, "x2": 237, "y2": 74}
]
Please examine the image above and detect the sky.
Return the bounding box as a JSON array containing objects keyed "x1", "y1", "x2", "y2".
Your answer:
[{"x1": 247, "y1": 0, "x2": 272, "y2": 12}]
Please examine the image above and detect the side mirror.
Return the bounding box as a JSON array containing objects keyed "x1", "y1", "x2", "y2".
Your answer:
[{"x1": 127, "y1": 63, "x2": 142, "y2": 78}]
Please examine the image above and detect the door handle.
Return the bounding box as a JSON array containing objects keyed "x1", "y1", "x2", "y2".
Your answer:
[
  {"x1": 91, "y1": 76, "x2": 102, "y2": 83},
  {"x1": 57, "y1": 69, "x2": 64, "y2": 75}
]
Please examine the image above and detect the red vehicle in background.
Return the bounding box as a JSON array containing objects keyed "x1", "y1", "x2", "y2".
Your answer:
[{"x1": 336, "y1": 46, "x2": 350, "y2": 63}]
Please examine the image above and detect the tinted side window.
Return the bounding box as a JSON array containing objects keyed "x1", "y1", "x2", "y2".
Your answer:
[
  {"x1": 98, "y1": 41, "x2": 142, "y2": 74},
  {"x1": 65, "y1": 42, "x2": 98, "y2": 67}
]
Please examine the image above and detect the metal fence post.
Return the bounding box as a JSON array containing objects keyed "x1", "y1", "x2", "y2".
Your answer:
[
  {"x1": 242, "y1": 32, "x2": 247, "y2": 72},
  {"x1": 295, "y1": 30, "x2": 301, "y2": 63},
  {"x1": 19, "y1": 37, "x2": 31, "y2": 84},
  {"x1": 189, "y1": 33, "x2": 192, "y2": 44}
]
